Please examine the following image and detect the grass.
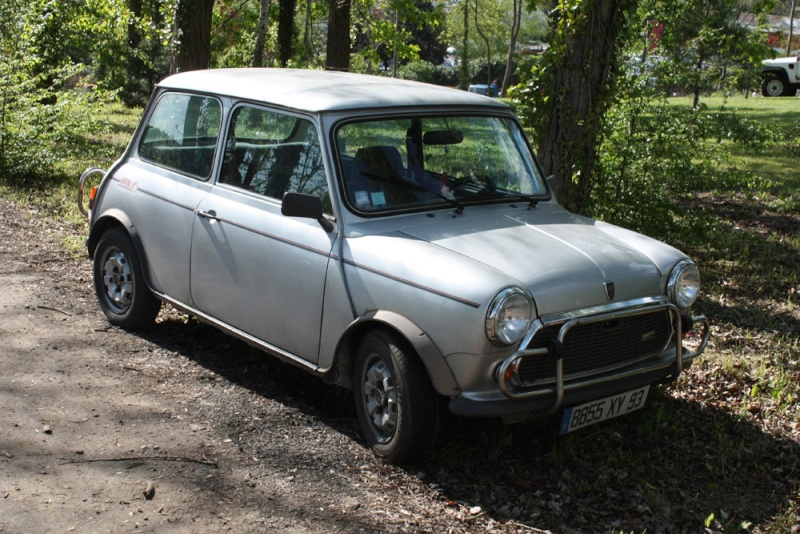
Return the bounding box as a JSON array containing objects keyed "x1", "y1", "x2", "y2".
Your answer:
[
  {"x1": 1, "y1": 93, "x2": 799, "y2": 532},
  {"x1": 668, "y1": 93, "x2": 800, "y2": 194}
]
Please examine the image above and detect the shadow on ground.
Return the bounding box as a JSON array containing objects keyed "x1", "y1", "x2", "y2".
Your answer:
[{"x1": 137, "y1": 317, "x2": 799, "y2": 533}]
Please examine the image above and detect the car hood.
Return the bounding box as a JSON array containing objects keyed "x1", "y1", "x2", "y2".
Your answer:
[
  {"x1": 400, "y1": 204, "x2": 680, "y2": 317},
  {"x1": 762, "y1": 56, "x2": 798, "y2": 67}
]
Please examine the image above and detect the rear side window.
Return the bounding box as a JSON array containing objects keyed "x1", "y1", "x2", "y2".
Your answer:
[{"x1": 138, "y1": 93, "x2": 221, "y2": 180}]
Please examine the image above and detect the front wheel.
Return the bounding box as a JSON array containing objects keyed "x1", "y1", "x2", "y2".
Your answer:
[
  {"x1": 761, "y1": 75, "x2": 790, "y2": 97},
  {"x1": 93, "y1": 227, "x2": 161, "y2": 330},
  {"x1": 353, "y1": 329, "x2": 439, "y2": 464}
]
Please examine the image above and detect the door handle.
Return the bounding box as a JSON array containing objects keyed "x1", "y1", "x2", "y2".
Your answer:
[{"x1": 196, "y1": 209, "x2": 218, "y2": 220}]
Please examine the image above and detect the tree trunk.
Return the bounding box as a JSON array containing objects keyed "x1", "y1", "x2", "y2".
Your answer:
[
  {"x1": 459, "y1": 0, "x2": 469, "y2": 89},
  {"x1": 472, "y1": 0, "x2": 492, "y2": 87},
  {"x1": 538, "y1": 0, "x2": 632, "y2": 214},
  {"x1": 128, "y1": 0, "x2": 142, "y2": 50},
  {"x1": 500, "y1": 0, "x2": 521, "y2": 97},
  {"x1": 124, "y1": 0, "x2": 146, "y2": 104},
  {"x1": 253, "y1": 0, "x2": 272, "y2": 67},
  {"x1": 788, "y1": 0, "x2": 796, "y2": 56},
  {"x1": 278, "y1": 0, "x2": 296, "y2": 67},
  {"x1": 172, "y1": 0, "x2": 215, "y2": 73},
  {"x1": 325, "y1": 0, "x2": 351, "y2": 71},
  {"x1": 303, "y1": 0, "x2": 316, "y2": 63}
]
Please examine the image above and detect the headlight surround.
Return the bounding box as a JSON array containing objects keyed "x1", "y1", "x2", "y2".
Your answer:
[
  {"x1": 486, "y1": 288, "x2": 533, "y2": 346},
  {"x1": 667, "y1": 259, "x2": 701, "y2": 309}
]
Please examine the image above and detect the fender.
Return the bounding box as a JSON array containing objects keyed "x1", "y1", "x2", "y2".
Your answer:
[
  {"x1": 87, "y1": 209, "x2": 155, "y2": 292},
  {"x1": 761, "y1": 67, "x2": 790, "y2": 80},
  {"x1": 333, "y1": 309, "x2": 460, "y2": 396}
]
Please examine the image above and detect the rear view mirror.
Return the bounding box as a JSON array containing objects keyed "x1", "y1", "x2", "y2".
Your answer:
[{"x1": 423, "y1": 130, "x2": 464, "y2": 145}]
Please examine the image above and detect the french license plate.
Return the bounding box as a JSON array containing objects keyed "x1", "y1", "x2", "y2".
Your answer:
[{"x1": 559, "y1": 385, "x2": 650, "y2": 435}]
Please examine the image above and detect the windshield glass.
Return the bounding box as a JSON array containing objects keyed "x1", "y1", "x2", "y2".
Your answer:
[{"x1": 335, "y1": 115, "x2": 548, "y2": 214}]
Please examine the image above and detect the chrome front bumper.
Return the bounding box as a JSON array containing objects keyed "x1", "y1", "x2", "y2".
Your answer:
[{"x1": 493, "y1": 303, "x2": 710, "y2": 416}]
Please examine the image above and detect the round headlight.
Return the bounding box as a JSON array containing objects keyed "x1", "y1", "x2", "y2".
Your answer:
[
  {"x1": 667, "y1": 260, "x2": 701, "y2": 309},
  {"x1": 486, "y1": 288, "x2": 533, "y2": 346}
]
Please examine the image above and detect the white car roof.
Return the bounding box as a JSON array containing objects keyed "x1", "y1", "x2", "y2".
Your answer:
[{"x1": 157, "y1": 68, "x2": 510, "y2": 113}]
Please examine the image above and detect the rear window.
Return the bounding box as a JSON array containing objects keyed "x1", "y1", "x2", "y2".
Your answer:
[{"x1": 138, "y1": 93, "x2": 222, "y2": 180}]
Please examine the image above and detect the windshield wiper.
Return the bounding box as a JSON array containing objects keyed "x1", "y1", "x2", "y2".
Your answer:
[
  {"x1": 492, "y1": 189, "x2": 541, "y2": 208},
  {"x1": 450, "y1": 175, "x2": 540, "y2": 208}
]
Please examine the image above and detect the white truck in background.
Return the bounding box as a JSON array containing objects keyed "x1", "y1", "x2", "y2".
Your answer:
[{"x1": 761, "y1": 54, "x2": 800, "y2": 96}]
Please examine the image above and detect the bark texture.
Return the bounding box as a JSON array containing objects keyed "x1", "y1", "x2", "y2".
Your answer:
[
  {"x1": 172, "y1": 0, "x2": 215, "y2": 73},
  {"x1": 325, "y1": 0, "x2": 351, "y2": 71},
  {"x1": 538, "y1": 0, "x2": 631, "y2": 214}
]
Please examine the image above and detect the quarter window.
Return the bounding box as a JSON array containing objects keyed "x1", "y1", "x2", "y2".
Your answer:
[{"x1": 139, "y1": 93, "x2": 221, "y2": 179}]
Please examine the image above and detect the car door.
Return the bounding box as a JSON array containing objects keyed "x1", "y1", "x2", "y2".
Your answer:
[
  {"x1": 189, "y1": 104, "x2": 335, "y2": 363},
  {"x1": 125, "y1": 92, "x2": 221, "y2": 304}
]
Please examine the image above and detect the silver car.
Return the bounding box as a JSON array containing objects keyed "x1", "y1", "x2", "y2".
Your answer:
[{"x1": 79, "y1": 69, "x2": 710, "y2": 463}]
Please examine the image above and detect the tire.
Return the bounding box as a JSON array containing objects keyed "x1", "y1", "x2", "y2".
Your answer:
[
  {"x1": 761, "y1": 75, "x2": 791, "y2": 97},
  {"x1": 353, "y1": 329, "x2": 439, "y2": 464},
  {"x1": 93, "y1": 227, "x2": 161, "y2": 330}
]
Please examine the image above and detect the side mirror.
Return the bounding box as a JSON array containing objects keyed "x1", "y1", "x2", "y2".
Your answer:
[{"x1": 282, "y1": 192, "x2": 334, "y2": 232}]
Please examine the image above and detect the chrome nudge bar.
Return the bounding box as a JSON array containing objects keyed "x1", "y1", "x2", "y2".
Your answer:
[{"x1": 495, "y1": 303, "x2": 711, "y2": 415}]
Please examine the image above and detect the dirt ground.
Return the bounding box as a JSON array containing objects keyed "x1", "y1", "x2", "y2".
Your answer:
[
  {"x1": 0, "y1": 196, "x2": 539, "y2": 533},
  {"x1": 2, "y1": 194, "x2": 799, "y2": 534}
]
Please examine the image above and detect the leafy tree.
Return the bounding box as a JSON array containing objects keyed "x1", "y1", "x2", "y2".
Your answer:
[
  {"x1": 405, "y1": 1, "x2": 447, "y2": 65},
  {"x1": 0, "y1": 1, "x2": 117, "y2": 182},
  {"x1": 448, "y1": 0, "x2": 546, "y2": 89},
  {"x1": 350, "y1": 0, "x2": 444, "y2": 72},
  {"x1": 471, "y1": 0, "x2": 495, "y2": 85},
  {"x1": 213, "y1": 0, "x2": 262, "y2": 68},
  {"x1": 113, "y1": 0, "x2": 171, "y2": 105},
  {"x1": 459, "y1": 0, "x2": 470, "y2": 88},
  {"x1": 646, "y1": 0, "x2": 772, "y2": 107}
]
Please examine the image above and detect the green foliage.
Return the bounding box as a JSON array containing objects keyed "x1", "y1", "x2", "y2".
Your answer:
[
  {"x1": 351, "y1": 0, "x2": 445, "y2": 72},
  {"x1": 1, "y1": 23, "x2": 118, "y2": 184},
  {"x1": 630, "y1": 0, "x2": 773, "y2": 102},
  {"x1": 444, "y1": 0, "x2": 546, "y2": 72},
  {"x1": 396, "y1": 59, "x2": 459, "y2": 86},
  {"x1": 591, "y1": 76, "x2": 772, "y2": 239}
]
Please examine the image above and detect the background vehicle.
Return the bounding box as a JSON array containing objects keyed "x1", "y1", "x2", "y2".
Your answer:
[{"x1": 761, "y1": 55, "x2": 800, "y2": 96}]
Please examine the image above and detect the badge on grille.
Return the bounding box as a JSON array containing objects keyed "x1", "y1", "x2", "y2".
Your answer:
[{"x1": 604, "y1": 281, "x2": 615, "y2": 301}]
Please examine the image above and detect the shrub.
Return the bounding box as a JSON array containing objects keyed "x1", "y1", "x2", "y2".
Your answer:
[
  {"x1": 396, "y1": 59, "x2": 459, "y2": 86},
  {"x1": 591, "y1": 75, "x2": 772, "y2": 240},
  {"x1": 0, "y1": 56, "x2": 116, "y2": 186}
]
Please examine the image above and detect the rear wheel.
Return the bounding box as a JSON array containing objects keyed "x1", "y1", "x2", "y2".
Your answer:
[
  {"x1": 93, "y1": 227, "x2": 161, "y2": 329},
  {"x1": 353, "y1": 329, "x2": 439, "y2": 464},
  {"x1": 761, "y1": 75, "x2": 791, "y2": 97}
]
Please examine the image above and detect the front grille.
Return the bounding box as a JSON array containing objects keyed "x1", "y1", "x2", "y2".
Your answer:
[{"x1": 517, "y1": 309, "x2": 673, "y2": 384}]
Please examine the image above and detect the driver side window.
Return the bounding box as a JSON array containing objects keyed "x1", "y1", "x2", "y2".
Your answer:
[{"x1": 220, "y1": 105, "x2": 331, "y2": 213}]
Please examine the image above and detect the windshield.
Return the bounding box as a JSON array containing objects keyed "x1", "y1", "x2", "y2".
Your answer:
[{"x1": 335, "y1": 115, "x2": 548, "y2": 214}]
